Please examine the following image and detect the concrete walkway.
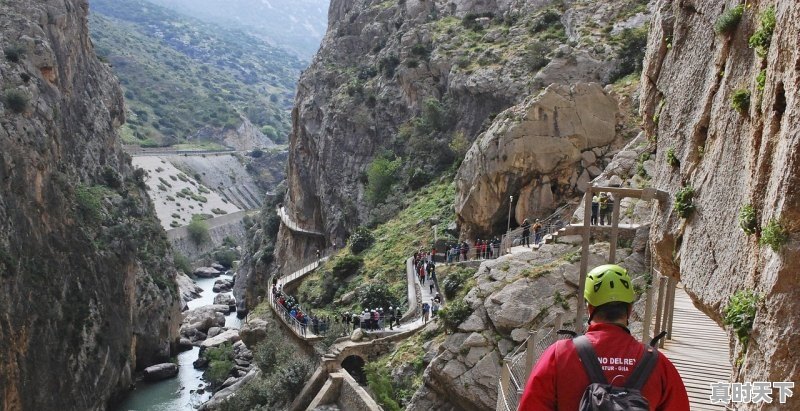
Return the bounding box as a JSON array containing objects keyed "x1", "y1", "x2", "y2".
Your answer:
[{"x1": 278, "y1": 206, "x2": 325, "y2": 236}]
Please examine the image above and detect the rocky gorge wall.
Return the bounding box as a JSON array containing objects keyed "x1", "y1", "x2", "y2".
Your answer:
[
  {"x1": 276, "y1": 0, "x2": 652, "y2": 270},
  {"x1": 641, "y1": 0, "x2": 799, "y2": 403},
  {"x1": 0, "y1": 1, "x2": 181, "y2": 409}
]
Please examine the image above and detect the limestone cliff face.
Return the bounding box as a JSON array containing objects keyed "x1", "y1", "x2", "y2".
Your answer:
[
  {"x1": 278, "y1": 0, "x2": 653, "y2": 268},
  {"x1": 0, "y1": 1, "x2": 181, "y2": 409},
  {"x1": 642, "y1": 0, "x2": 799, "y2": 400},
  {"x1": 455, "y1": 83, "x2": 621, "y2": 237}
]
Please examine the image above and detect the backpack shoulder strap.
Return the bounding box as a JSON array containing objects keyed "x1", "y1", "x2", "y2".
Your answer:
[
  {"x1": 573, "y1": 336, "x2": 608, "y2": 384},
  {"x1": 625, "y1": 344, "x2": 659, "y2": 390}
]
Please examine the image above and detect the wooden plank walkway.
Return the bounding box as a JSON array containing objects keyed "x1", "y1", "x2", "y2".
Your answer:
[{"x1": 661, "y1": 285, "x2": 731, "y2": 410}]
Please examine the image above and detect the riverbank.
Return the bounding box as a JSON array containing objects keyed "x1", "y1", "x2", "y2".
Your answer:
[{"x1": 115, "y1": 273, "x2": 241, "y2": 410}]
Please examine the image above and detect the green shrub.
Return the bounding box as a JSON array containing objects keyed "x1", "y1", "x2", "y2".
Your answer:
[
  {"x1": 439, "y1": 299, "x2": 472, "y2": 332},
  {"x1": 211, "y1": 208, "x2": 227, "y2": 215},
  {"x1": 365, "y1": 154, "x2": 401, "y2": 205},
  {"x1": 350, "y1": 226, "x2": 375, "y2": 254},
  {"x1": 173, "y1": 252, "x2": 192, "y2": 275},
  {"x1": 666, "y1": 147, "x2": 679, "y2": 167},
  {"x1": 442, "y1": 270, "x2": 471, "y2": 300},
  {"x1": 213, "y1": 248, "x2": 238, "y2": 269},
  {"x1": 331, "y1": 255, "x2": 363, "y2": 279},
  {"x1": 523, "y1": 41, "x2": 550, "y2": 71},
  {"x1": 357, "y1": 283, "x2": 400, "y2": 310},
  {"x1": 731, "y1": 89, "x2": 750, "y2": 113},
  {"x1": 755, "y1": 69, "x2": 766, "y2": 91},
  {"x1": 748, "y1": 6, "x2": 776, "y2": 57},
  {"x1": 3, "y1": 45, "x2": 24, "y2": 63},
  {"x1": 75, "y1": 185, "x2": 107, "y2": 223},
  {"x1": 365, "y1": 362, "x2": 402, "y2": 411},
  {"x1": 674, "y1": 186, "x2": 695, "y2": 218},
  {"x1": 203, "y1": 342, "x2": 235, "y2": 386},
  {"x1": 714, "y1": 5, "x2": 744, "y2": 35},
  {"x1": 759, "y1": 218, "x2": 788, "y2": 251},
  {"x1": 738, "y1": 204, "x2": 758, "y2": 235},
  {"x1": 3, "y1": 89, "x2": 29, "y2": 113},
  {"x1": 610, "y1": 26, "x2": 649, "y2": 81},
  {"x1": 187, "y1": 216, "x2": 211, "y2": 245},
  {"x1": 222, "y1": 236, "x2": 237, "y2": 248},
  {"x1": 723, "y1": 290, "x2": 760, "y2": 347}
]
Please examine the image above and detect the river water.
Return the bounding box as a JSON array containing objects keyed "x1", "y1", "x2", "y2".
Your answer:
[{"x1": 115, "y1": 273, "x2": 241, "y2": 411}]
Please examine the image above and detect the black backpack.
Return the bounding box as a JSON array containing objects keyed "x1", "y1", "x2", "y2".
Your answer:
[{"x1": 573, "y1": 335, "x2": 659, "y2": 411}]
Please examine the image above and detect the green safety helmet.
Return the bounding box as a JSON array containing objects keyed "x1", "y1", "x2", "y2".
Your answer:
[{"x1": 584, "y1": 264, "x2": 634, "y2": 307}]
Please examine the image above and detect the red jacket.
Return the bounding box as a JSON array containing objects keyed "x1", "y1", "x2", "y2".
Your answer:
[{"x1": 518, "y1": 323, "x2": 689, "y2": 411}]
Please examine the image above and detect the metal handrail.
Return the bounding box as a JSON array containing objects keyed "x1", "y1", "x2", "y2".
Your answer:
[{"x1": 496, "y1": 313, "x2": 573, "y2": 411}]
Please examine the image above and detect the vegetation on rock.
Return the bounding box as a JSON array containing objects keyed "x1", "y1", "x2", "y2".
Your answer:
[
  {"x1": 731, "y1": 89, "x2": 751, "y2": 113},
  {"x1": 723, "y1": 290, "x2": 760, "y2": 348},
  {"x1": 738, "y1": 204, "x2": 758, "y2": 235},
  {"x1": 674, "y1": 186, "x2": 696, "y2": 218},
  {"x1": 759, "y1": 218, "x2": 788, "y2": 251},
  {"x1": 2, "y1": 89, "x2": 28, "y2": 113},
  {"x1": 665, "y1": 147, "x2": 680, "y2": 168},
  {"x1": 714, "y1": 5, "x2": 744, "y2": 35},
  {"x1": 748, "y1": 6, "x2": 776, "y2": 58}
]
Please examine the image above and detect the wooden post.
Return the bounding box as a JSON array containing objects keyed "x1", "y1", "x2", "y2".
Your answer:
[
  {"x1": 665, "y1": 278, "x2": 677, "y2": 341},
  {"x1": 654, "y1": 275, "x2": 666, "y2": 336},
  {"x1": 576, "y1": 188, "x2": 593, "y2": 330},
  {"x1": 642, "y1": 275, "x2": 655, "y2": 343},
  {"x1": 608, "y1": 193, "x2": 623, "y2": 263}
]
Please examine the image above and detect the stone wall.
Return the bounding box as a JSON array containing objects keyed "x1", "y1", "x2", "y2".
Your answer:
[{"x1": 168, "y1": 211, "x2": 250, "y2": 260}]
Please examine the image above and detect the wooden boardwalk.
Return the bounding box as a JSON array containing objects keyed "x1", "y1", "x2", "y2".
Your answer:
[{"x1": 661, "y1": 285, "x2": 731, "y2": 410}]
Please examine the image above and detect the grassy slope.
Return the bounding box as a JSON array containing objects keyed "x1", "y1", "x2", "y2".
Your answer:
[
  {"x1": 89, "y1": 0, "x2": 303, "y2": 146},
  {"x1": 295, "y1": 180, "x2": 458, "y2": 315}
]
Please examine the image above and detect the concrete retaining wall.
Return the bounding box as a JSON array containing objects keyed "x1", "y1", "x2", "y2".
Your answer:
[{"x1": 167, "y1": 211, "x2": 250, "y2": 260}]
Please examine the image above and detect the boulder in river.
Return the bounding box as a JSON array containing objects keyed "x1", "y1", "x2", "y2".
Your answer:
[
  {"x1": 212, "y1": 279, "x2": 233, "y2": 293},
  {"x1": 200, "y1": 329, "x2": 241, "y2": 349},
  {"x1": 194, "y1": 267, "x2": 221, "y2": 278},
  {"x1": 213, "y1": 293, "x2": 236, "y2": 312},
  {"x1": 211, "y1": 263, "x2": 226, "y2": 271},
  {"x1": 180, "y1": 305, "x2": 229, "y2": 339},
  {"x1": 143, "y1": 363, "x2": 178, "y2": 382}
]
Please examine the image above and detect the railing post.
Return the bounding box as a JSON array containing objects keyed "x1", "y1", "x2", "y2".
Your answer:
[
  {"x1": 576, "y1": 188, "x2": 593, "y2": 329},
  {"x1": 665, "y1": 278, "x2": 677, "y2": 342},
  {"x1": 608, "y1": 194, "x2": 622, "y2": 263},
  {"x1": 654, "y1": 275, "x2": 667, "y2": 339},
  {"x1": 500, "y1": 358, "x2": 511, "y2": 396},
  {"x1": 642, "y1": 274, "x2": 655, "y2": 343}
]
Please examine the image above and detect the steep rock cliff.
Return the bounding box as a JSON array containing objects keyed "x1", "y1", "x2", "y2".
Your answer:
[
  {"x1": 0, "y1": 1, "x2": 181, "y2": 409},
  {"x1": 642, "y1": 0, "x2": 799, "y2": 402},
  {"x1": 276, "y1": 0, "x2": 653, "y2": 270},
  {"x1": 455, "y1": 82, "x2": 622, "y2": 237}
]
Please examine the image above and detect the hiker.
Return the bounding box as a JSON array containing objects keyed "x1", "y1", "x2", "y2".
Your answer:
[
  {"x1": 533, "y1": 219, "x2": 543, "y2": 244},
  {"x1": 599, "y1": 192, "x2": 610, "y2": 225},
  {"x1": 591, "y1": 193, "x2": 599, "y2": 225},
  {"x1": 431, "y1": 299, "x2": 440, "y2": 317},
  {"x1": 316, "y1": 249, "x2": 321, "y2": 262},
  {"x1": 521, "y1": 218, "x2": 531, "y2": 247},
  {"x1": 422, "y1": 301, "x2": 430, "y2": 323},
  {"x1": 388, "y1": 307, "x2": 395, "y2": 330},
  {"x1": 518, "y1": 264, "x2": 689, "y2": 410},
  {"x1": 394, "y1": 306, "x2": 402, "y2": 328},
  {"x1": 461, "y1": 241, "x2": 469, "y2": 261},
  {"x1": 352, "y1": 312, "x2": 360, "y2": 331}
]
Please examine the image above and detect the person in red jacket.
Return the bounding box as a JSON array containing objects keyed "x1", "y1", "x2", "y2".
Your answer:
[{"x1": 518, "y1": 264, "x2": 689, "y2": 411}]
